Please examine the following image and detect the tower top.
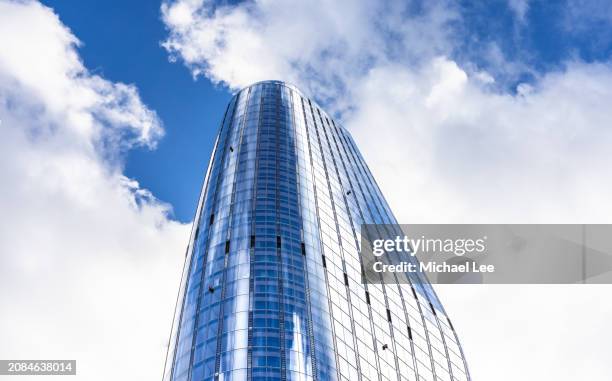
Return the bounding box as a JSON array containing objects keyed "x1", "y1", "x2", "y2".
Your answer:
[{"x1": 238, "y1": 79, "x2": 305, "y2": 96}]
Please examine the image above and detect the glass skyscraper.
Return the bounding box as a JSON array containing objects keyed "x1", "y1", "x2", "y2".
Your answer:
[{"x1": 163, "y1": 80, "x2": 470, "y2": 381}]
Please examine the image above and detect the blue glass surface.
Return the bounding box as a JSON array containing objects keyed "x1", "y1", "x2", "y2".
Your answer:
[{"x1": 163, "y1": 81, "x2": 470, "y2": 381}]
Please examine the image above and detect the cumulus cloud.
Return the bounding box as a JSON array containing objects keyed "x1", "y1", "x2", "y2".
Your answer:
[
  {"x1": 161, "y1": 0, "x2": 612, "y2": 223},
  {"x1": 349, "y1": 59, "x2": 612, "y2": 224},
  {"x1": 0, "y1": 1, "x2": 188, "y2": 380},
  {"x1": 161, "y1": 0, "x2": 612, "y2": 379},
  {"x1": 161, "y1": 0, "x2": 457, "y2": 107}
]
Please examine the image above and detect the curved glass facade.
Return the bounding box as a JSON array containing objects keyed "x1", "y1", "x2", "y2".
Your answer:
[{"x1": 163, "y1": 80, "x2": 470, "y2": 381}]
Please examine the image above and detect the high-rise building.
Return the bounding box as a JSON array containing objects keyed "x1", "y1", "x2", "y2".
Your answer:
[{"x1": 163, "y1": 80, "x2": 470, "y2": 381}]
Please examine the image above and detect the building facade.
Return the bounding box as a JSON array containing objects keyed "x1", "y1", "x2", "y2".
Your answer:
[{"x1": 163, "y1": 81, "x2": 470, "y2": 381}]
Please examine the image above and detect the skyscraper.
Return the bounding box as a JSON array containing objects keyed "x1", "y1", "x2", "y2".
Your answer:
[{"x1": 163, "y1": 80, "x2": 470, "y2": 381}]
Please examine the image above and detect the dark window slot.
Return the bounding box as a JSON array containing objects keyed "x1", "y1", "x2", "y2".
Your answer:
[
  {"x1": 321, "y1": 255, "x2": 327, "y2": 268},
  {"x1": 365, "y1": 291, "x2": 371, "y2": 305},
  {"x1": 250, "y1": 235, "x2": 256, "y2": 248},
  {"x1": 301, "y1": 243, "x2": 306, "y2": 256},
  {"x1": 276, "y1": 236, "x2": 282, "y2": 249},
  {"x1": 225, "y1": 240, "x2": 230, "y2": 254},
  {"x1": 194, "y1": 226, "x2": 200, "y2": 240},
  {"x1": 411, "y1": 286, "x2": 417, "y2": 299},
  {"x1": 386, "y1": 309, "x2": 392, "y2": 322},
  {"x1": 447, "y1": 317, "x2": 454, "y2": 331},
  {"x1": 429, "y1": 302, "x2": 436, "y2": 315},
  {"x1": 208, "y1": 286, "x2": 215, "y2": 293},
  {"x1": 209, "y1": 213, "x2": 215, "y2": 225},
  {"x1": 343, "y1": 273, "x2": 349, "y2": 286},
  {"x1": 407, "y1": 326, "x2": 413, "y2": 340}
]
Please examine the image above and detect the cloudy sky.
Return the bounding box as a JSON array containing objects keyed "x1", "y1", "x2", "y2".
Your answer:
[{"x1": 1, "y1": 0, "x2": 612, "y2": 380}]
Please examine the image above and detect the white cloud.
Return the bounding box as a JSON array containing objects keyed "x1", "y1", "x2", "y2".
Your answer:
[
  {"x1": 508, "y1": 0, "x2": 529, "y2": 23},
  {"x1": 161, "y1": 0, "x2": 457, "y2": 107},
  {"x1": 0, "y1": 1, "x2": 189, "y2": 380},
  {"x1": 349, "y1": 59, "x2": 612, "y2": 224},
  {"x1": 438, "y1": 284, "x2": 612, "y2": 381},
  {"x1": 161, "y1": 0, "x2": 612, "y2": 379}
]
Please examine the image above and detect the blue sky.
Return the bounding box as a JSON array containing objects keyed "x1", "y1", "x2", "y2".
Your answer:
[
  {"x1": 40, "y1": 0, "x2": 612, "y2": 223},
  {"x1": 457, "y1": 1, "x2": 612, "y2": 79},
  {"x1": 42, "y1": 0, "x2": 231, "y2": 222}
]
